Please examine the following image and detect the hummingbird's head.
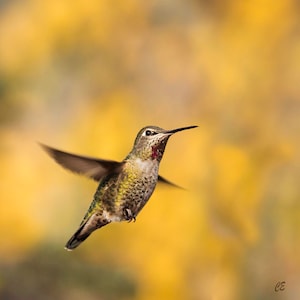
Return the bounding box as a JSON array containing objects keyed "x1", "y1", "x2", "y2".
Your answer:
[{"x1": 128, "y1": 125, "x2": 198, "y2": 161}]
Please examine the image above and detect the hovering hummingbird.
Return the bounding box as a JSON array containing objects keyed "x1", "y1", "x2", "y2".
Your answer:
[{"x1": 41, "y1": 125, "x2": 197, "y2": 250}]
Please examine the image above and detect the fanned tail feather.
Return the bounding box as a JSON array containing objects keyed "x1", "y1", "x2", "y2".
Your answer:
[
  {"x1": 65, "y1": 223, "x2": 91, "y2": 250},
  {"x1": 65, "y1": 213, "x2": 110, "y2": 251}
]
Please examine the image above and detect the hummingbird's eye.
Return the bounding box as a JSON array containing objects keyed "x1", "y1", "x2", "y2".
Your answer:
[
  {"x1": 145, "y1": 130, "x2": 152, "y2": 136},
  {"x1": 144, "y1": 129, "x2": 157, "y2": 136}
]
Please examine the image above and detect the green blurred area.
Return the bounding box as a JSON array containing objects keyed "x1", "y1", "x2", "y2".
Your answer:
[{"x1": 0, "y1": 0, "x2": 299, "y2": 299}]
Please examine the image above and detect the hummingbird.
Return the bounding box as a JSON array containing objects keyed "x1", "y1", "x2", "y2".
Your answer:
[{"x1": 41, "y1": 125, "x2": 197, "y2": 250}]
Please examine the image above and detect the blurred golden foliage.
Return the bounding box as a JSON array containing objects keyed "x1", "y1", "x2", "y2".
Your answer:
[{"x1": 0, "y1": 0, "x2": 299, "y2": 299}]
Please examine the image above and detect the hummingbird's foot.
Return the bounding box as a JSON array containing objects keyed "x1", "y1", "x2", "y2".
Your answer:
[{"x1": 123, "y1": 208, "x2": 136, "y2": 222}]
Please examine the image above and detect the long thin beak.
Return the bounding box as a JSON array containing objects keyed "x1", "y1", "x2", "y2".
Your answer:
[{"x1": 164, "y1": 125, "x2": 198, "y2": 135}]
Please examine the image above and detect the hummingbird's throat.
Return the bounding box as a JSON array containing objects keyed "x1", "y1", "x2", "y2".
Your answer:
[{"x1": 151, "y1": 144, "x2": 164, "y2": 160}]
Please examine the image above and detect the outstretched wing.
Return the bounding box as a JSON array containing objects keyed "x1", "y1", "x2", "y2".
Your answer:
[
  {"x1": 158, "y1": 175, "x2": 184, "y2": 190},
  {"x1": 40, "y1": 144, "x2": 123, "y2": 181}
]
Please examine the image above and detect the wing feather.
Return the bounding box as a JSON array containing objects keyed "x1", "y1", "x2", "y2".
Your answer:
[
  {"x1": 40, "y1": 144, "x2": 123, "y2": 181},
  {"x1": 158, "y1": 175, "x2": 184, "y2": 189}
]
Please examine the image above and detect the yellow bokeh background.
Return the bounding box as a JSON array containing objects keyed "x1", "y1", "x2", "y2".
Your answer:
[{"x1": 0, "y1": 0, "x2": 299, "y2": 299}]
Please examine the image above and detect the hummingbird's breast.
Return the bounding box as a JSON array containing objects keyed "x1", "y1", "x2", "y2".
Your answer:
[
  {"x1": 113, "y1": 158, "x2": 159, "y2": 219},
  {"x1": 90, "y1": 158, "x2": 159, "y2": 223},
  {"x1": 120, "y1": 158, "x2": 159, "y2": 212}
]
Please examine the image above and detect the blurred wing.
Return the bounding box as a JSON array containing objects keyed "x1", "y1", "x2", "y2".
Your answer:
[
  {"x1": 158, "y1": 175, "x2": 184, "y2": 190},
  {"x1": 40, "y1": 144, "x2": 123, "y2": 181}
]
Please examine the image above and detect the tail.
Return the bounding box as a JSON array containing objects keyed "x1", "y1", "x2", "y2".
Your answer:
[{"x1": 65, "y1": 213, "x2": 110, "y2": 251}]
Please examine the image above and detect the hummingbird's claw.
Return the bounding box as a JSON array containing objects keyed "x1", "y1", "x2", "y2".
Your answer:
[{"x1": 123, "y1": 208, "x2": 136, "y2": 222}]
